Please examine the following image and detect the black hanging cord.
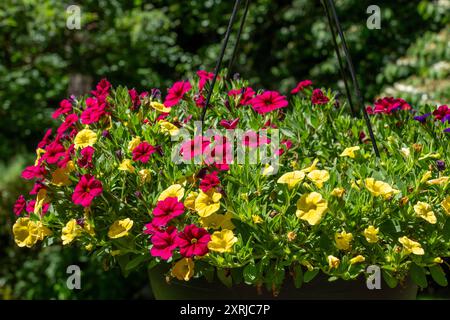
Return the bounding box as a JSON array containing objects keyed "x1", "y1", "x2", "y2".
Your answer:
[
  {"x1": 227, "y1": 0, "x2": 251, "y2": 79},
  {"x1": 326, "y1": 0, "x2": 380, "y2": 157},
  {"x1": 201, "y1": 0, "x2": 242, "y2": 124},
  {"x1": 322, "y1": 0, "x2": 356, "y2": 117}
]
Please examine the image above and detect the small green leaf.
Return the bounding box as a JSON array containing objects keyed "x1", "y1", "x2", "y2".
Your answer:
[
  {"x1": 125, "y1": 254, "x2": 149, "y2": 271},
  {"x1": 410, "y1": 263, "x2": 428, "y2": 288},
  {"x1": 382, "y1": 270, "x2": 398, "y2": 288},
  {"x1": 429, "y1": 265, "x2": 448, "y2": 287},
  {"x1": 293, "y1": 265, "x2": 303, "y2": 288},
  {"x1": 442, "y1": 219, "x2": 450, "y2": 240},
  {"x1": 243, "y1": 262, "x2": 258, "y2": 284},
  {"x1": 217, "y1": 268, "x2": 233, "y2": 288},
  {"x1": 303, "y1": 269, "x2": 319, "y2": 283}
]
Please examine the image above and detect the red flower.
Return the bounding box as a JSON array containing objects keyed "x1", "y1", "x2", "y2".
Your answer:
[
  {"x1": 291, "y1": 80, "x2": 313, "y2": 94},
  {"x1": 250, "y1": 91, "x2": 288, "y2": 114},
  {"x1": 37, "y1": 129, "x2": 53, "y2": 149},
  {"x1": 43, "y1": 141, "x2": 66, "y2": 164},
  {"x1": 164, "y1": 81, "x2": 192, "y2": 107},
  {"x1": 152, "y1": 197, "x2": 185, "y2": 226},
  {"x1": 150, "y1": 226, "x2": 179, "y2": 260},
  {"x1": 26, "y1": 200, "x2": 49, "y2": 215},
  {"x1": 199, "y1": 171, "x2": 220, "y2": 192},
  {"x1": 433, "y1": 105, "x2": 450, "y2": 121},
  {"x1": 204, "y1": 137, "x2": 233, "y2": 166},
  {"x1": 91, "y1": 78, "x2": 111, "y2": 99},
  {"x1": 197, "y1": 70, "x2": 214, "y2": 91},
  {"x1": 52, "y1": 99, "x2": 73, "y2": 119},
  {"x1": 242, "y1": 130, "x2": 271, "y2": 148},
  {"x1": 29, "y1": 181, "x2": 46, "y2": 195},
  {"x1": 176, "y1": 224, "x2": 211, "y2": 257},
  {"x1": 144, "y1": 221, "x2": 165, "y2": 235},
  {"x1": 77, "y1": 146, "x2": 95, "y2": 168},
  {"x1": 132, "y1": 142, "x2": 156, "y2": 164},
  {"x1": 14, "y1": 195, "x2": 26, "y2": 216},
  {"x1": 194, "y1": 94, "x2": 206, "y2": 108},
  {"x1": 21, "y1": 165, "x2": 46, "y2": 180},
  {"x1": 366, "y1": 97, "x2": 411, "y2": 115},
  {"x1": 180, "y1": 136, "x2": 211, "y2": 161},
  {"x1": 311, "y1": 89, "x2": 330, "y2": 105},
  {"x1": 228, "y1": 87, "x2": 255, "y2": 106},
  {"x1": 57, "y1": 113, "x2": 79, "y2": 136},
  {"x1": 128, "y1": 89, "x2": 141, "y2": 110},
  {"x1": 81, "y1": 97, "x2": 107, "y2": 125},
  {"x1": 57, "y1": 144, "x2": 75, "y2": 168},
  {"x1": 219, "y1": 118, "x2": 239, "y2": 129},
  {"x1": 72, "y1": 174, "x2": 103, "y2": 207},
  {"x1": 277, "y1": 139, "x2": 293, "y2": 156}
]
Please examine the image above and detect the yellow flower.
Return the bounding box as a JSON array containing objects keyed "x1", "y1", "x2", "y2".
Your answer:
[
  {"x1": 335, "y1": 231, "x2": 353, "y2": 251},
  {"x1": 34, "y1": 148, "x2": 46, "y2": 165},
  {"x1": 171, "y1": 258, "x2": 195, "y2": 281},
  {"x1": 363, "y1": 226, "x2": 379, "y2": 243},
  {"x1": 414, "y1": 201, "x2": 436, "y2": 224},
  {"x1": 158, "y1": 184, "x2": 185, "y2": 201},
  {"x1": 351, "y1": 180, "x2": 361, "y2": 191},
  {"x1": 84, "y1": 220, "x2": 96, "y2": 237},
  {"x1": 108, "y1": 218, "x2": 134, "y2": 239},
  {"x1": 13, "y1": 218, "x2": 51, "y2": 248},
  {"x1": 195, "y1": 190, "x2": 222, "y2": 218},
  {"x1": 427, "y1": 176, "x2": 449, "y2": 186},
  {"x1": 300, "y1": 158, "x2": 319, "y2": 173},
  {"x1": 330, "y1": 187, "x2": 345, "y2": 198},
  {"x1": 138, "y1": 169, "x2": 152, "y2": 183},
  {"x1": 350, "y1": 255, "x2": 366, "y2": 265},
  {"x1": 277, "y1": 171, "x2": 305, "y2": 189},
  {"x1": 262, "y1": 164, "x2": 275, "y2": 176},
  {"x1": 51, "y1": 167, "x2": 72, "y2": 186},
  {"x1": 340, "y1": 146, "x2": 360, "y2": 159},
  {"x1": 365, "y1": 178, "x2": 400, "y2": 199},
  {"x1": 420, "y1": 171, "x2": 432, "y2": 184},
  {"x1": 442, "y1": 196, "x2": 450, "y2": 215},
  {"x1": 159, "y1": 121, "x2": 180, "y2": 136},
  {"x1": 307, "y1": 170, "x2": 330, "y2": 188},
  {"x1": 207, "y1": 229, "x2": 238, "y2": 253},
  {"x1": 74, "y1": 129, "x2": 97, "y2": 149},
  {"x1": 327, "y1": 255, "x2": 340, "y2": 269},
  {"x1": 128, "y1": 136, "x2": 141, "y2": 152},
  {"x1": 151, "y1": 101, "x2": 171, "y2": 113},
  {"x1": 184, "y1": 191, "x2": 198, "y2": 211},
  {"x1": 295, "y1": 192, "x2": 328, "y2": 225},
  {"x1": 434, "y1": 257, "x2": 443, "y2": 264},
  {"x1": 200, "y1": 212, "x2": 234, "y2": 230},
  {"x1": 398, "y1": 236, "x2": 424, "y2": 255},
  {"x1": 34, "y1": 189, "x2": 49, "y2": 215},
  {"x1": 118, "y1": 159, "x2": 135, "y2": 173},
  {"x1": 61, "y1": 219, "x2": 82, "y2": 245},
  {"x1": 252, "y1": 215, "x2": 263, "y2": 224}
]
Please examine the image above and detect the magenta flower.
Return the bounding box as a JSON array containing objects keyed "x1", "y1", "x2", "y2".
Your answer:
[
  {"x1": 176, "y1": 224, "x2": 211, "y2": 257},
  {"x1": 132, "y1": 141, "x2": 156, "y2": 164},
  {"x1": 37, "y1": 129, "x2": 53, "y2": 149},
  {"x1": 311, "y1": 89, "x2": 330, "y2": 105},
  {"x1": 57, "y1": 144, "x2": 75, "y2": 168},
  {"x1": 150, "y1": 226, "x2": 179, "y2": 260},
  {"x1": 13, "y1": 195, "x2": 26, "y2": 216},
  {"x1": 277, "y1": 139, "x2": 293, "y2": 156},
  {"x1": 152, "y1": 197, "x2": 185, "y2": 226},
  {"x1": 250, "y1": 91, "x2": 288, "y2": 114},
  {"x1": 291, "y1": 80, "x2": 313, "y2": 94},
  {"x1": 242, "y1": 130, "x2": 271, "y2": 148},
  {"x1": 180, "y1": 136, "x2": 210, "y2": 161},
  {"x1": 72, "y1": 174, "x2": 103, "y2": 207},
  {"x1": 164, "y1": 81, "x2": 192, "y2": 107},
  {"x1": 43, "y1": 141, "x2": 66, "y2": 164},
  {"x1": 21, "y1": 165, "x2": 46, "y2": 180},
  {"x1": 366, "y1": 97, "x2": 411, "y2": 114},
  {"x1": 199, "y1": 171, "x2": 220, "y2": 192},
  {"x1": 29, "y1": 181, "x2": 46, "y2": 195},
  {"x1": 26, "y1": 200, "x2": 49, "y2": 215},
  {"x1": 91, "y1": 78, "x2": 111, "y2": 99},
  {"x1": 433, "y1": 105, "x2": 450, "y2": 122},
  {"x1": 52, "y1": 99, "x2": 73, "y2": 119},
  {"x1": 81, "y1": 97, "x2": 107, "y2": 125},
  {"x1": 77, "y1": 146, "x2": 95, "y2": 169},
  {"x1": 197, "y1": 70, "x2": 214, "y2": 91},
  {"x1": 57, "y1": 113, "x2": 79, "y2": 136},
  {"x1": 204, "y1": 137, "x2": 233, "y2": 166},
  {"x1": 128, "y1": 89, "x2": 141, "y2": 110},
  {"x1": 219, "y1": 118, "x2": 239, "y2": 129},
  {"x1": 228, "y1": 87, "x2": 255, "y2": 106}
]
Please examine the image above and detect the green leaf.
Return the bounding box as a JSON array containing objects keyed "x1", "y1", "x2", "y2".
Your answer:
[
  {"x1": 382, "y1": 270, "x2": 398, "y2": 288},
  {"x1": 442, "y1": 218, "x2": 450, "y2": 240},
  {"x1": 303, "y1": 269, "x2": 319, "y2": 283},
  {"x1": 410, "y1": 263, "x2": 428, "y2": 288},
  {"x1": 125, "y1": 254, "x2": 149, "y2": 272},
  {"x1": 217, "y1": 268, "x2": 233, "y2": 288},
  {"x1": 429, "y1": 265, "x2": 448, "y2": 287},
  {"x1": 293, "y1": 264, "x2": 303, "y2": 288},
  {"x1": 243, "y1": 262, "x2": 258, "y2": 284}
]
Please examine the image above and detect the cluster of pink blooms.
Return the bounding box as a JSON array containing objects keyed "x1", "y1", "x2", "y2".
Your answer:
[{"x1": 366, "y1": 97, "x2": 412, "y2": 115}]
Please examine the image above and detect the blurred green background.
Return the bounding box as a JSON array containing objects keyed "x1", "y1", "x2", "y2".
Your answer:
[{"x1": 0, "y1": 0, "x2": 449, "y2": 299}]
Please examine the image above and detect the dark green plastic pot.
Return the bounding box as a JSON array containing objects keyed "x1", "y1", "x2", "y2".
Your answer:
[{"x1": 148, "y1": 265, "x2": 418, "y2": 300}]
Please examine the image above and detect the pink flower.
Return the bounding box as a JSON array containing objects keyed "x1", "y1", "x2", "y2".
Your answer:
[
  {"x1": 194, "y1": 94, "x2": 206, "y2": 108},
  {"x1": 52, "y1": 99, "x2": 73, "y2": 119},
  {"x1": 14, "y1": 195, "x2": 26, "y2": 216},
  {"x1": 129, "y1": 89, "x2": 141, "y2": 110},
  {"x1": 199, "y1": 171, "x2": 220, "y2": 192},
  {"x1": 21, "y1": 165, "x2": 46, "y2": 180},
  {"x1": 197, "y1": 70, "x2": 214, "y2": 91},
  {"x1": 77, "y1": 146, "x2": 95, "y2": 168},
  {"x1": 204, "y1": 138, "x2": 233, "y2": 167},
  {"x1": 250, "y1": 91, "x2": 288, "y2": 114},
  {"x1": 57, "y1": 113, "x2": 79, "y2": 136},
  {"x1": 228, "y1": 87, "x2": 255, "y2": 106},
  {"x1": 132, "y1": 142, "x2": 156, "y2": 164},
  {"x1": 150, "y1": 226, "x2": 178, "y2": 260},
  {"x1": 26, "y1": 200, "x2": 49, "y2": 215},
  {"x1": 72, "y1": 174, "x2": 103, "y2": 207},
  {"x1": 91, "y1": 78, "x2": 111, "y2": 99},
  {"x1": 156, "y1": 113, "x2": 170, "y2": 121},
  {"x1": 152, "y1": 197, "x2": 185, "y2": 226},
  {"x1": 433, "y1": 105, "x2": 450, "y2": 122},
  {"x1": 37, "y1": 129, "x2": 53, "y2": 149},
  {"x1": 242, "y1": 130, "x2": 271, "y2": 148},
  {"x1": 81, "y1": 97, "x2": 106, "y2": 125},
  {"x1": 176, "y1": 224, "x2": 211, "y2": 257},
  {"x1": 311, "y1": 89, "x2": 329, "y2": 105},
  {"x1": 180, "y1": 136, "x2": 210, "y2": 161},
  {"x1": 57, "y1": 144, "x2": 75, "y2": 168},
  {"x1": 43, "y1": 141, "x2": 66, "y2": 164},
  {"x1": 164, "y1": 81, "x2": 192, "y2": 107},
  {"x1": 291, "y1": 80, "x2": 313, "y2": 94},
  {"x1": 144, "y1": 221, "x2": 165, "y2": 235},
  {"x1": 366, "y1": 97, "x2": 411, "y2": 115},
  {"x1": 219, "y1": 118, "x2": 239, "y2": 129},
  {"x1": 29, "y1": 181, "x2": 46, "y2": 195},
  {"x1": 277, "y1": 139, "x2": 293, "y2": 155}
]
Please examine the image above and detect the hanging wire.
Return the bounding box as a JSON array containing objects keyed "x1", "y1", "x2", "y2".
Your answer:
[
  {"x1": 322, "y1": 0, "x2": 356, "y2": 117},
  {"x1": 227, "y1": 0, "x2": 251, "y2": 79},
  {"x1": 201, "y1": 0, "x2": 242, "y2": 124},
  {"x1": 326, "y1": 0, "x2": 381, "y2": 158}
]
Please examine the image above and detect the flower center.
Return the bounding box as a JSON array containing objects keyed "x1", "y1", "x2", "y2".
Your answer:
[{"x1": 191, "y1": 238, "x2": 198, "y2": 244}]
